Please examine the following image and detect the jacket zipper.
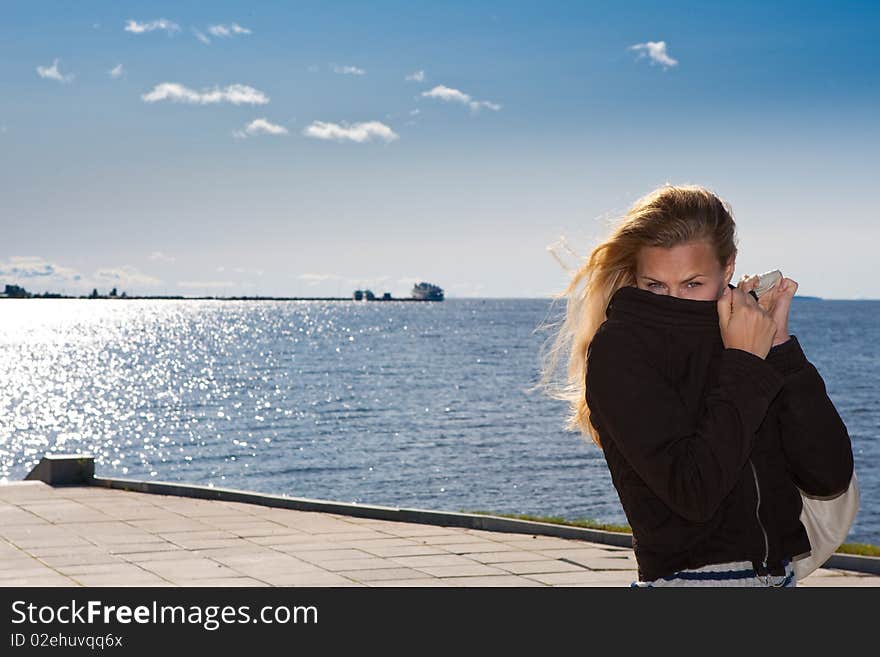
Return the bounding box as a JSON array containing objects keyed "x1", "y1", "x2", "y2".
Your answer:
[{"x1": 748, "y1": 457, "x2": 770, "y2": 572}]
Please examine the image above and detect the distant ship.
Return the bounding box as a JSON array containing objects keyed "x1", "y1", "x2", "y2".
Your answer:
[{"x1": 411, "y1": 281, "x2": 445, "y2": 301}]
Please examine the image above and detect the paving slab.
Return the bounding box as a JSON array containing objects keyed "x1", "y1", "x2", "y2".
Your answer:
[
  {"x1": 356, "y1": 544, "x2": 450, "y2": 558},
  {"x1": 0, "y1": 481, "x2": 876, "y2": 587}
]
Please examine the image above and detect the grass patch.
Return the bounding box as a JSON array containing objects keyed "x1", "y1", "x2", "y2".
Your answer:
[
  {"x1": 463, "y1": 510, "x2": 632, "y2": 534},
  {"x1": 836, "y1": 542, "x2": 880, "y2": 557},
  {"x1": 464, "y1": 510, "x2": 880, "y2": 556}
]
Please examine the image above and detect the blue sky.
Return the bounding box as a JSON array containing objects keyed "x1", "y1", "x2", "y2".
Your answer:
[{"x1": 1, "y1": 1, "x2": 878, "y2": 299}]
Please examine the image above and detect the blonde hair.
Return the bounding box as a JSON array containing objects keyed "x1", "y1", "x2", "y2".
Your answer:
[{"x1": 531, "y1": 183, "x2": 739, "y2": 449}]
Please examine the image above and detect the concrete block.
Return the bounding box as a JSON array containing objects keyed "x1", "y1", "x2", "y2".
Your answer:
[{"x1": 25, "y1": 454, "x2": 95, "y2": 485}]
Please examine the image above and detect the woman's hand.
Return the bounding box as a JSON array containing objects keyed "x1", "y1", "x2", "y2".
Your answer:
[
  {"x1": 738, "y1": 273, "x2": 798, "y2": 347},
  {"x1": 717, "y1": 285, "x2": 778, "y2": 359}
]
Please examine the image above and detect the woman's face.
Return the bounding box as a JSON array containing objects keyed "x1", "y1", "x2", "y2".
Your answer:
[{"x1": 634, "y1": 239, "x2": 734, "y2": 301}]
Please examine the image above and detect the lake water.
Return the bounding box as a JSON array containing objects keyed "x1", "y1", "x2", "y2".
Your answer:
[{"x1": 1, "y1": 297, "x2": 877, "y2": 546}]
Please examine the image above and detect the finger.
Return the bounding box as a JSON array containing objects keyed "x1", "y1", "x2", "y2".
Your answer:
[
  {"x1": 776, "y1": 277, "x2": 796, "y2": 297},
  {"x1": 737, "y1": 275, "x2": 753, "y2": 291},
  {"x1": 740, "y1": 276, "x2": 755, "y2": 292}
]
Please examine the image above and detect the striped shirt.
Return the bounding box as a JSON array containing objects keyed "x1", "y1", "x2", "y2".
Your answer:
[{"x1": 631, "y1": 558, "x2": 796, "y2": 587}]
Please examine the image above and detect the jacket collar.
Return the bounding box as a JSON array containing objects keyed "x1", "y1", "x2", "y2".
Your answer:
[{"x1": 605, "y1": 282, "x2": 736, "y2": 329}]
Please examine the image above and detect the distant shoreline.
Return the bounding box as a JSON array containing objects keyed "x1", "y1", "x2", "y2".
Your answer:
[
  {"x1": 1, "y1": 283, "x2": 445, "y2": 302},
  {"x1": 0, "y1": 294, "x2": 438, "y2": 302},
  {"x1": 0, "y1": 294, "x2": 834, "y2": 301}
]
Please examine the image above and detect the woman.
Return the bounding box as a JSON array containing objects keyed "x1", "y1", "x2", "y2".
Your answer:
[{"x1": 537, "y1": 184, "x2": 854, "y2": 586}]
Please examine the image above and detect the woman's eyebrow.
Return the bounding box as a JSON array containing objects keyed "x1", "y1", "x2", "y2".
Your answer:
[{"x1": 640, "y1": 274, "x2": 706, "y2": 283}]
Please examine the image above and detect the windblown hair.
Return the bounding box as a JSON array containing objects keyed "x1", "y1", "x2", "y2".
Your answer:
[{"x1": 531, "y1": 183, "x2": 739, "y2": 449}]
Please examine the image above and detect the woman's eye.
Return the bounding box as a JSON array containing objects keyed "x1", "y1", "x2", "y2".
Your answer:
[{"x1": 647, "y1": 281, "x2": 702, "y2": 288}]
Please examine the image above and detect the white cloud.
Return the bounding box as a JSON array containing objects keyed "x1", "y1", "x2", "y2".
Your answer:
[
  {"x1": 420, "y1": 85, "x2": 501, "y2": 113},
  {"x1": 409, "y1": 108, "x2": 420, "y2": 115},
  {"x1": 421, "y1": 86, "x2": 470, "y2": 103},
  {"x1": 149, "y1": 251, "x2": 175, "y2": 263},
  {"x1": 109, "y1": 63, "x2": 125, "y2": 79},
  {"x1": 207, "y1": 23, "x2": 252, "y2": 37},
  {"x1": 302, "y1": 120, "x2": 399, "y2": 143},
  {"x1": 0, "y1": 256, "x2": 161, "y2": 294},
  {"x1": 141, "y1": 82, "x2": 269, "y2": 105},
  {"x1": 628, "y1": 40, "x2": 678, "y2": 69},
  {"x1": 36, "y1": 58, "x2": 74, "y2": 83},
  {"x1": 473, "y1": 100, "x2": 501, "y2": 111},
  {"x1": 405, "y1": 69, "x2": 425, "y2": 82},
  {"x1": 94, "y1": 266, "x2": 162, "y2": 287},
  {"x1": 0, "y1": 256, "x2": 80, "y2": 281},
  {"x1": 331, "y1": 64, "x2": 366, "y2": 75},
  {"x1": 232, "y1": 118, "x2": 289, "y2": 139},
  {"x1": 193, "y1": 29, "x2": 211, "y2": 45},
  {"x1": 124, "y1": 19, "x2": 180, "y2": 35}
]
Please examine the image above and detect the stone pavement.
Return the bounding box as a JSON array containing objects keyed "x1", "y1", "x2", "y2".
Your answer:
[{"x1": 0, "y1": 481, "x2": 877, "y2": 587}]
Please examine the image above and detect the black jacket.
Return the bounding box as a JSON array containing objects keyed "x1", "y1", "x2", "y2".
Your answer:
[{"x1": 585, "y1": 283, "x2": 854, "y2": 582}]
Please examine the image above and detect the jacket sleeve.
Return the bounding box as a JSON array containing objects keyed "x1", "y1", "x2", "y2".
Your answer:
[
  {"x1": 765, "y1": 334, "x2": 854, "y2": 496},
  {"x1": 586, "y1": 327, "x2": 785, "y2": 523}
]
